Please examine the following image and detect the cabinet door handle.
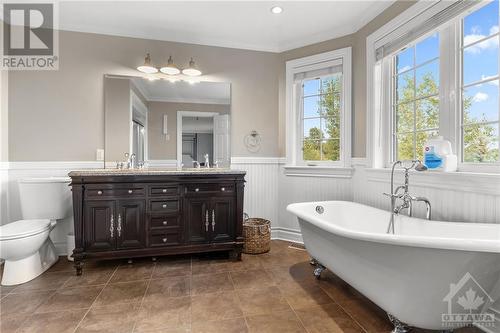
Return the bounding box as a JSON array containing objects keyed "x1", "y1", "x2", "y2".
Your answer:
[
  {"x1": 205, "y1": 210, "x2": 209, "y2": 232},
  {"x1": 211, "y1": 209, "x2": 215, "y2": 232},
  {"x1": 110, "y1": 214, "x2": 114, "y2": 238},
  {"x1": 128, "y1": 190, "x2": 133, "y2": 194},
  {"x1": 117, "y1": 214, "x2": 122, "y2": 237}
]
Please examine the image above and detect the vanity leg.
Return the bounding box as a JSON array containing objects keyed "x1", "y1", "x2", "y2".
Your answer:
[
  {"x1": 74, "y1": 260, "x2": 83, "y2": 276},
  {"x1": 310, "y1": 258, "x2": 318, "y2": 266},
  {"x1": 229, "y1": 249, "x2": 242, "y2": 261},
  {"x1": 387, "y1": 313, "x2": 411, "y2": 333},
  {"x1": 313, "y1": 262, "x2": 326, "y2": 279}
]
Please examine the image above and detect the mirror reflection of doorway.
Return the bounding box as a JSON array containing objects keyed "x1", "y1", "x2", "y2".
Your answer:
[
  {"x1": 177, "y1": 111, "x2": 230, "y2": 168},
  {"x1": 132, "y1": 120, "x2": 145, "y2": 163}
]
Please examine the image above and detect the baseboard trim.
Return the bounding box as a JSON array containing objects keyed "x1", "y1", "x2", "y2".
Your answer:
[{"x1": 271, "y1": 227, "x2": 303, "y2": 244}]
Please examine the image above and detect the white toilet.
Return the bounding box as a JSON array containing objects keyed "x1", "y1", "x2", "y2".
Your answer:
[{"x1": 0, "y1": 177, "x2": 71, "y2": 286}]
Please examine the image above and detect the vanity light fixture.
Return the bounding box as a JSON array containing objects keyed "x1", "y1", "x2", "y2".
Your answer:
[
  {"x1": 160, "y1": 56, "x2": 180, "y2": 75},
  {"x1": 137, "y1": 53, "x2": 158, "y2": 74},
  {"x1": 270, "y1": 6, "x2": 283, "y2": 14},
  {"x1": 182, "y1": 58, "x2": 202, "y2": 77}
]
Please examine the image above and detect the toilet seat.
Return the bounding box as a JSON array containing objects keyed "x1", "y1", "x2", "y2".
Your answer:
[{"x1": 0, "y1": 219, "x2": 54, "y2": 241}]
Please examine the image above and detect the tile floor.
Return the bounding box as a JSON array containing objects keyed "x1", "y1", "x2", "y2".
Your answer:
[{"x1": 0, "y1": 241, "x2": 483, "y2": 333}]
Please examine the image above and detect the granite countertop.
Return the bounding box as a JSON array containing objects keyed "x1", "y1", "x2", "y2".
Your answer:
[{"x1": 68, "y1": 168, "x2": 246, "y2": 177}]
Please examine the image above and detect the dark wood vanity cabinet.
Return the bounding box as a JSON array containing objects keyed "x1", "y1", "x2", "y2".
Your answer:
[{"x1": 69, "y1": 171, "x2": 245, "y2": 275}]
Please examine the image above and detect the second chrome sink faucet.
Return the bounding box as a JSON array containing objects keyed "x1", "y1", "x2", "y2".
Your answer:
[{"x1": 384, "y1": 160, "x2": 432, "y2": 234}]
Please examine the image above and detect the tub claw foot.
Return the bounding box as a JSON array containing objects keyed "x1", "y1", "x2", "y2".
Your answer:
[
  {"x1": 313, "y1": 263, "x2": 326, "y2": 279},
  {"x1": 388, "y1": 314, "x2": 411, "y2": 333}
]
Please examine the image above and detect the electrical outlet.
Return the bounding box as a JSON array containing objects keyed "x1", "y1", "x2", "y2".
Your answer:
[{"x1": 96, "y1": 149, "x2": 105, "y2": 161}]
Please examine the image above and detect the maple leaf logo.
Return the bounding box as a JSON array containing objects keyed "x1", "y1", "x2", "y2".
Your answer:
[{"x1": 457, "y1": 288, "x2": 485, "y2": 313}]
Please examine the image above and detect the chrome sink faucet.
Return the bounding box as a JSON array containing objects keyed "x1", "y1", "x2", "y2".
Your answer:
[
  {"x1": 384, "y1": 160, "x2": 432, "y2": 234},
  {"x1": 204, "y1": 154, "x2": 210, "y2": 168}
]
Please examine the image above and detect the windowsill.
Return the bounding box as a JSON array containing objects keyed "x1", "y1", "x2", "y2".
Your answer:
[
  {"x1": 365, "y1": 168, "x2": 500, "y2": 195},
  {"x1": 283, "y1": 165, "x2": 354, "y2": 178}
]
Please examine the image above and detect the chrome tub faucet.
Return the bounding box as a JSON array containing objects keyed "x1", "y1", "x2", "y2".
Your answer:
[{"x1": 384, "y1": 160, "x2": 432, "y2": 234}]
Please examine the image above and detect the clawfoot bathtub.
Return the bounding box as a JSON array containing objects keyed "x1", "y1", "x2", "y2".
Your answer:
[{"x1": 287, "y1": 201, "x2": 500, "y2": 331}]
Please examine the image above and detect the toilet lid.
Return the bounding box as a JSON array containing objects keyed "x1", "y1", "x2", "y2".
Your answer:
[{"x1": 0, "y1": 219, "x2": 52, "y2": 240}]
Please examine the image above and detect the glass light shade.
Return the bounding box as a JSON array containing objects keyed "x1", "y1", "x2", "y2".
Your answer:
[
  {"x1": 137, "y1": 53, "x2": 158, "y2": 74},
  {"x1": 182, "y1": 58, "x2": 202, "y2": 76},
  {"x1": 160, "y1": 56, "x2": 180, "y2": 75}
]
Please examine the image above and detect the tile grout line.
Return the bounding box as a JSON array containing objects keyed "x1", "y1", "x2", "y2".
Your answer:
[
  {"x1": 130, "y1": 260, "x2": 156, "y2": 333},
  {"x1": 189, "y1": 256, "x2": 193, "y2": 333},
  {"x1": 71, "y1": 264, "x2": 119, "y2": 333},
  {"x1": 227, "y1": 269, "x2": 250, "y2": 332}
]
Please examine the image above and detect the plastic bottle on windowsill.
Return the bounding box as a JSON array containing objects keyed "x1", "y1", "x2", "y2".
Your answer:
[{"x1": 423, "y1": 136, "x2": 458, "y2": 172}]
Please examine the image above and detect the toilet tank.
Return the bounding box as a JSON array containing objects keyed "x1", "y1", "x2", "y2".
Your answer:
[{"x1": 18, "y1": 177, "x2": 72, "y2": 220}]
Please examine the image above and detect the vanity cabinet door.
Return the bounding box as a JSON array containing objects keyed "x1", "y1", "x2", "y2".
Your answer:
[
  {"x1": 116, "y1": 200, "x2": 146, "y2": 250},
  {"x1": 209, "y1": 197, "x2": 235, "y2": 243},
  {"x1": 84, "y1": 200, "x2": 116, "y2": 252},
  {"x1": 184, "y1": 197, "x2": 210, "y2": 244}
]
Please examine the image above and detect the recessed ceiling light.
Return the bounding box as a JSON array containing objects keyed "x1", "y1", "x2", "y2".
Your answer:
[{"x1": 270, "y1": 6, "x2": 283, "y2": 14}]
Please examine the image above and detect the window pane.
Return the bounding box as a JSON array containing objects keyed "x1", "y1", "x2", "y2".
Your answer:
[
  {"x1": 396, "y1": 102, "x2": 414, "y2": 133},
  {"x1": 463, "y1": 82, "x2": 499, "y2": 124},
  {"x1": 463, "y1": 36, "x2": 499, "y2": 85},
  {"x1": 322, "y1": 117, "x2": 340, "y2": 139},
  {"x1": 303, "y1": 79, "x2": 320, "y2": 96},
  {"x1": 303, "y1": 96, "x2": 321, "y2": 118},
  {"x1": 416, "y1": 33, "x2": 439, "y2": 65},
  {"x1": 321, "y1": 139, "x2": 340, "y2": 161},
  {"x1": 303, "y1": 118, "x2": 321, "y2": 140},
  {"x1": 303, "y1": 140, "x2": 321, "y2": 161},
  {"x1": 463, "y1": 123, "x2": 499, "y2": 162},
  {"x1": 397, "y1": 132, "x2": 415, "y2": 160},
  {"x1": 463, "y1": 0, "x2": 499, "y2": 47},
  {"x1": 416, "y1": 60, "x2": 439, "y2": 97},
  {"x1": 396, "y1": 72, "x2": 414, "y2": 103},
  {"x1": 396, "y1": 46, "x2": 414, "y2": 74},
  {"x1": 321, "y1": 92, "x2": 340, "y2": 118},
  {"x1": 321, "y1": 75, "x2": 342, "y2": 94},
  {"x1": 416, "y1": 130, "x2": 439, "y2": 161},
  {"x1": 416, "y1": 97, "x2": 439, "y2": 130}
]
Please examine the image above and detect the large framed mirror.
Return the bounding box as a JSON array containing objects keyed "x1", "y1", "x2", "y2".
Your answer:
[{"x1": 104, "y1": 75, "x2": 231, "y2": 168}]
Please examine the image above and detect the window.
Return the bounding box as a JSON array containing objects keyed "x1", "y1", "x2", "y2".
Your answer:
[
  {"x1": 301, "y1": 75, "x2": 342, "y2": 162},
  {"x1": 461, "y1": 1, "x2": 499, "y2": 163},
  {"x1": 393, "y1": 33, "x2": 440, "y2": 161},
  {"x1": 285, "y1": 48, "x2": 352, "y2": 171},
  {"x1": 379, "y1": 0, "x2": 500, "y2": 171}
]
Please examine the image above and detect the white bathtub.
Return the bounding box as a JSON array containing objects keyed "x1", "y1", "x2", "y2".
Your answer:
[{"x1": 287, "y1": 200, "x2": 500, "y2": 330}]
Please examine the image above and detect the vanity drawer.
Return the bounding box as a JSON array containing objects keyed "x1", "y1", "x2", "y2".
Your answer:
[
  {"x1": 149, "y1": 185, "x2": 180, "y2": 197},
  {"x1": 150, "y1": 199, "x2": 179, "y2": 213},
  {"x1": 149, "y1": 231, "x2": 182, "y2": 247},
  {"x1": 86, "y1": 186, "x2": 145, "y2": 198},
  {"x1": 185, "y1": 184, "x2": 234, "y2": 194},
  {"x1": 150, "y1": 215, "x2": 181, "y2": 229}
]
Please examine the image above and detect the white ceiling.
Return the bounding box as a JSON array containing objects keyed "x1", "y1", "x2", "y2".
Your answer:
[
  {"x1": 59, "y1": 1, "x2": 395, "y2": 53},
  {"x1": 132, "y1": 78, "x2": 231, "y2": 104}
]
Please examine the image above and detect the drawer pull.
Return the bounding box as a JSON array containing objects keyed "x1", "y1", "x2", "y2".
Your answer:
[
  {"x1": 221, "y1": 187, "x2": 225, "y2": 192},
  {"x1": 195, "y1": 188, "x2": 199, "y2": 192},
  {"x1": 97, "y1": 190, "x2": 103, "y2": 195},
  {"x1": 162, "y1": 237, "x2": 167, "y2": 243},
  {"x1": 162, "y1": 204, "x2": 167, "y2": 208},
  {"x1": 162, "y1": 189, "x2": 167, "y2": 193},
  {"x1": 162, "y1": 221, "x2": 168, "y2": 225},
  {"x1": 128, "y1": 190, "x2": 133, "y2": 194}
]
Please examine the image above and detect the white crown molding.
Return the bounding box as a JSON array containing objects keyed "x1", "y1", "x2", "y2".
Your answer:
[
  {"x1": 147, "y1": 97, "x2": 230, "y2": 105},
  {"x1": 231, "y1": 157, "x2": 286, "y2": 165}
]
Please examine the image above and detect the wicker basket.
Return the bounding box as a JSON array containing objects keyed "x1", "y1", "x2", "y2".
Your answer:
[{"x1": 243, "y1": 214, "x2": 271, "y2": 254}]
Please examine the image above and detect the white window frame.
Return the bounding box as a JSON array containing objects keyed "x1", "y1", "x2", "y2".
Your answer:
[
  {"x1": 367, "y1": 0, "x2": 500, "y2": 174},
  {"x1": 285, "y1": 48, "x2": 352, "y2": 177}
]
